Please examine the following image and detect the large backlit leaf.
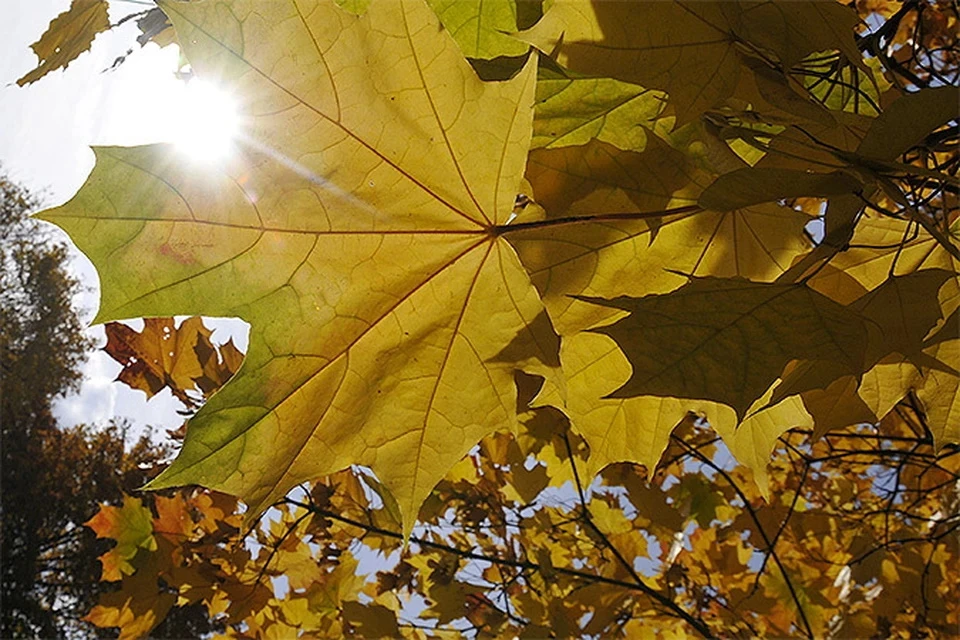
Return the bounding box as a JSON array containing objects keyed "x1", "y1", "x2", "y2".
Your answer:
[{"x1": 41, "y1": 0, "x2": 552, "y2": 534}]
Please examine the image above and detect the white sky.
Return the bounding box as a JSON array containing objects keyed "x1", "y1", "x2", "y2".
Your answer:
[{"x1": 3, "y1": 1, "x2": 248, "y2": 440}]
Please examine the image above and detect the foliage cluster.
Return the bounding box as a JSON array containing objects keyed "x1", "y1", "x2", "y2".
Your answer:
[
  {"x1": 13, "y1": 0, "x2": 960, "y2": 636},
  {"x1": 86, "y1": 318, "x2": 960, "y2": 638}
]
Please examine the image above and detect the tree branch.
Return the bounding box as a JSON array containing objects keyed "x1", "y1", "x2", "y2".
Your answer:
[
  {"x1": 282, "y1": 497, "x2": 716, "y2": 639},
  {"x1": 672, "y1": 436, "x2": 815, "y2": 639}
]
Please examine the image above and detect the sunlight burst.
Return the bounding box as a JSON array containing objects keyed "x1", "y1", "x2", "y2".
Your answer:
[{"x1": 170, "y1": 79, "x2": 239, "y2": 163}]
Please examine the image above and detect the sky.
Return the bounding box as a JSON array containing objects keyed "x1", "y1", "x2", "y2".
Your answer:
[{"x1": 3, "y1": 0, "x2": 248, "y2": 440}]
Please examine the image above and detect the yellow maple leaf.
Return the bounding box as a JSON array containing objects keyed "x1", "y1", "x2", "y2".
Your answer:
[{"x1": 41, "y1": 0, "x2": 554, "y2": 535}]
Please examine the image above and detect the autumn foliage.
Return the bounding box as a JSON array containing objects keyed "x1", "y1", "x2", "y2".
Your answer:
[
  {"x1": 17, "y1": 0, "x2": 960, "y2": 636},
  {"x1": 86, "y1": 320, "x2": 959, "y2": 638}
]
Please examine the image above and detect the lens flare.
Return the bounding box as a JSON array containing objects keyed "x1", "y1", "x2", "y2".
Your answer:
[{"x1": 171, "y1": 80, "x2": 239, "y2": 163}]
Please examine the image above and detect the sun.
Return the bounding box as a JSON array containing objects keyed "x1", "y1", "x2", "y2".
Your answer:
[{"x1": 170, "y1": 79, "x2": 239, "y2": 163}]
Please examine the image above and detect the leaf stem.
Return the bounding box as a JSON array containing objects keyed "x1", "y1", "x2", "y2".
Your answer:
[{"x1": 490, "y1": 205, "x2": 703, "y2": 237}]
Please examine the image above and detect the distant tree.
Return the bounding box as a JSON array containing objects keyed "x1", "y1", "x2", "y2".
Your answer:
[
  {"x1": 2, "y1": 169, "x2": 89, "y2": 636},
  {"x1": 0, "y1": 171, "x2": 89, "y2": 417},
  {"x1": 0, "y1": 171, "x2": 209, "y2": 637}
]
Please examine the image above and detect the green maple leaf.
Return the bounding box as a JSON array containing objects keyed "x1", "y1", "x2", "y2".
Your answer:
[
  {"x1": 427, "y1": 0, "x2": 531, "y2": 59},
  {"x1": 41, "y1": 0, "x2": 556, "y2": 534},
  {"x1": 531, "y1": 74, "x2": 667, "y2": 151},
  {"x1": 86, "y1": 496, "x2": 157, "y2": 581}
]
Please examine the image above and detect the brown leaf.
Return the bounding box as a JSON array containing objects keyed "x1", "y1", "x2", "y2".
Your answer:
[
  {"x1": 17, "y1": 0, "x2": 110, "y2": 86},
  {"x1": 103, "y1": 317, "x2": 212, "y2": 405}
]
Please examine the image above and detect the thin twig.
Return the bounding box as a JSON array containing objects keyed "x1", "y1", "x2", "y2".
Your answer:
[
  {"x1": 283, "y1": 497, "x2": 716, "y2": 638},
  {"x1": 673, "y1": 436, "x2": 816, "y2": 639}
]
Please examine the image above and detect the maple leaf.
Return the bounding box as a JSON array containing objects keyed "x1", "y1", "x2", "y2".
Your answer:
[
  {"x1": 103, "y1": 317, "x2": 213, "y2": 405},
  {"x1": 84, "y1": 575, "x2": 175, "y2": 640},
  {"x1": 519, "y1": 0, "x2": 861, "y2": 122},
  {"x1": 17, "y1": 0, "x2": 111, "y2": 86},
  {"x1": 544, "y1": 319, "x2": 817, "y2": 494},
  {"x1": 531, "y1": 74, "x2": 666, "y2": 151},
  {"x1": 583, "y1": 278, "x2": 869, "y2": 420},
  {"x1": 193, "y1": 334, "x2": 245, "y2": 396},
  {"x1": 40, "y1": 0, "x2": 555, "y2": 534},
  {"x1": 855, "y1": 85, "x2": 960, "y2": 163},
  {"x1": 917, "y1": 338, "x2": 960, "y2": 447},
  {"x1": 83, "y1": 544, "x2": 177, "y2": 640},
  {"x1": 428, "y1": 0, "x2": 532, "y2": 59},
  {"x1": 86, "y1": 496, "x2": 157, "y2": 581},
  {"x1": 699, "y1": 168, "x2": 863, "y2": 211},
  {"x1": 103, "y1": 316, "x2": 244, "y2": 410},
  {"x1": 509, "y1": 124, "x2": 819, "y2": 483}
]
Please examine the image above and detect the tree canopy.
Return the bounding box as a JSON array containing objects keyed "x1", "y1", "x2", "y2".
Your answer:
[
  {"x1": 16, "y1": 0, "x2": 960, "y2": 636},
  {"x1": 84, "y1": 317, "x2": 960, "y2": 638}
]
